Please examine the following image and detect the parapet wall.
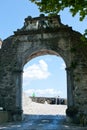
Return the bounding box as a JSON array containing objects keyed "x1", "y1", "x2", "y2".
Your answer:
[{"x1": 30, "y1": 97, "x2": 67, "y2": 105}]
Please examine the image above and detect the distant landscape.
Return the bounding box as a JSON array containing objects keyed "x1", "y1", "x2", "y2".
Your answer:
[{"x1": 29, "y1": 96, "x2": 67, "y2": 105}]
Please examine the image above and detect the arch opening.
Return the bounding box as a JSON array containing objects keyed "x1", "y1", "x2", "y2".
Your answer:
[{"x1": 22, "y1": 54, "x2": 67, "y2": 116}]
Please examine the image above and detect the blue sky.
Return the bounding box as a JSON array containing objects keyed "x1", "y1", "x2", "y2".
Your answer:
[
  {"x1": 23, "y1": 55, "x2": 66, "y2": 98},
  {"x1": 0, "y1": 0, "x2": 87, "y2": 98}
]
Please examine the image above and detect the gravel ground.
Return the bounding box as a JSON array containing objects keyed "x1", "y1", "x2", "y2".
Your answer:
[
  {"x1": 22, "y1": 93, "x2": 67, "y2": 116},
  {"x1": 0, "y1": 93, "x2": 87, "y2": 130}
]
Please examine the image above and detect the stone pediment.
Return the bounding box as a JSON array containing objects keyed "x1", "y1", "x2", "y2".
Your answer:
[{"x1": 14, "y1": 14, "x2": 63, "y2": 35}]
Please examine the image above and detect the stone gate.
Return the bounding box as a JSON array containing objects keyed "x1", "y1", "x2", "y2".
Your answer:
[{"x1": 0, "y1": 14, "x2": 87, "y2": 123}]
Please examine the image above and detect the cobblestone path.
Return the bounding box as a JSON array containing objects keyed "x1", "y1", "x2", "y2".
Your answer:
[{"x1": 0, "y1": 115, "x2": 87, "y2": 130}]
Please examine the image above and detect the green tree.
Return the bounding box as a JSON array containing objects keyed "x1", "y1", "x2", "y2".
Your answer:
[
  {"x1": 29, "y1": 0, "x2": 87, "y2": 37},
  {"x1": 29, "y1": 0, "x2": 87, "y2": 21},
  {"x1": 32, "y1": 92, "x2": 36, "y2": 97}
]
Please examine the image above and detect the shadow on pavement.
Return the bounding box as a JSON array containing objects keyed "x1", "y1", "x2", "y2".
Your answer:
[{"x1": 0, "y1": 114, "x2": 87, "y2": 130}]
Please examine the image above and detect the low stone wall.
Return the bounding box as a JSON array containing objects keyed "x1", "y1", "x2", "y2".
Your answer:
[
  {"x1": 0, "y1": 111, "x2": 9, "y2": 123},
  {"x1": 30, "y1": 97, "x2": 67, "y2": 105}
]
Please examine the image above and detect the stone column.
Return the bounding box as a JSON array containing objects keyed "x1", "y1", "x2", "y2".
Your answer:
[
  {"x1": 15, "y1": 70, "x2": 23, "y2": 109},
  {"x1": 11, "y1": 69, "x2": 23, "y2": 121},
  {"x1": 66, "y1": 67, "x2": 74, "y2": 107}
]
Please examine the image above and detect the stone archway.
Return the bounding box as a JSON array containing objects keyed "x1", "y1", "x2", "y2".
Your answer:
[{"x1": 0, "y1": 15, "x2": 87, "y2": 123}]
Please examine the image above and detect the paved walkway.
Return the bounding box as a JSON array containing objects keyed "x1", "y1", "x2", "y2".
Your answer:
[{"x1": 0, "y1": 115, "x2": 87, "y2": 130}]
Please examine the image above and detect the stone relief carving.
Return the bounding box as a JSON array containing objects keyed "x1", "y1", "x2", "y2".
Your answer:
[{"x1": 20, "y1": 14, "x2": 61, "y2": 31}]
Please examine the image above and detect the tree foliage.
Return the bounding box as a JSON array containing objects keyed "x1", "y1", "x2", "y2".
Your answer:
[
  {"x1": 30, "y1": 0, "x2": 87, "y2": 38},
  {"x1": 30, "y1": 0, "x2": 87, "y2": 21}
]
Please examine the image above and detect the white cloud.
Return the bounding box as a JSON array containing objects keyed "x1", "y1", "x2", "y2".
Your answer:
[
  {"x1": 24, "y1": 88, "x2": 61, "y2": 97},
  {"x1": 60, "y1": 63, "x2": 66, "y2": 70},
  {"x1": 23, "y1": 59, "x2": 51, "y2": 80}
]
